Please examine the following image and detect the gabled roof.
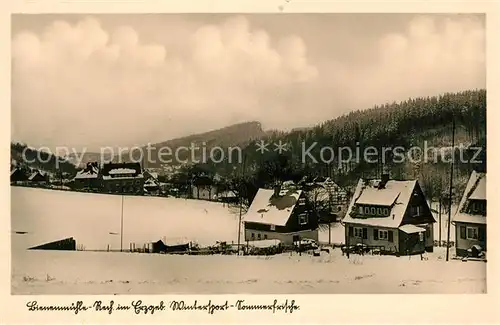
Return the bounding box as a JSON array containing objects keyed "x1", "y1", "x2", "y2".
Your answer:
[
  {"x1": 342, "y1": 178, "x2": 418, "y2": 228},
  {"x1": 74, "y1": 163, "x2": 100, "y2": 180},
  {"x1": 28, "y1": 170, "x2": 46, "y2": 181},
  {"x1": 453, "y1": 171, "x2": 486, "y2": 225},
  {"x1": 243, "y1": 188, "x2": 302, "y2": 226}
]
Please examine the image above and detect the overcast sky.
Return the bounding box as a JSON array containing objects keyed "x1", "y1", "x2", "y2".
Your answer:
[{"x1": 11, "y1": 14, "x2": 485, "y2": 151}]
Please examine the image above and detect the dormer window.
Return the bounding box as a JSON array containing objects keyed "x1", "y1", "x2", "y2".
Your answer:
[{"x1": 357, "y1": 205, "x2": 390, "y2": 217}]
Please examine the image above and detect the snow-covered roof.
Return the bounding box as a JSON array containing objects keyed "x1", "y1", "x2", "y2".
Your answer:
[
  {"x1": 144, "y1": 179, "x2": 159, "y2": 187},
  {"x1": 469, "y1": 174, "x2": 486, "y2": 200},
  {"x1": 109, "y1": 168, "x2": 137, "y2": 175},
  {"x1": 399, "y1": 224, "x2": 426, "y2": 234},
  {"x1": 75, "y1": 168, "x2": 99, "y2": 179},
  {"x1": 243, "y1": 188, "x2": 302, "y2": 226},
  {"x1": 28, "y1": 171, "x2": 45, "y2": 181},
  {"x1": 342, "y1": 179, "x2": 418, "y2": 228},
  {"x1": 102, "y1": 174, "x2": 144, "y2": 180},
  {"x1": 356, "y1": 187, "x2": 400, "y2": 206},
  {"x1": 217, "y1": 190, "x2": 237, "y2": 198},
  {"x1": 453, "y1": 171, "x2": 486, "y2": 225}
]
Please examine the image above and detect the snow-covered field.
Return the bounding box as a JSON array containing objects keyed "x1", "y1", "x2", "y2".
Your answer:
[
  {"x1": 11, "y1": 186, "x2": 241, "y2": 251},
  {"x1": 11, "y1": 187, "x2": 486, "y2": 294}
]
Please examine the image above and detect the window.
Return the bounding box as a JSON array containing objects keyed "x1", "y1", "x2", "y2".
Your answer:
[
  {"x1": 460, "y1": 226, "x2": 466, "y2": 239},
  {"x1": 298, "y1": 197, "x2": 306, "y2": 206},
  {"x1": 466, "y1": 227, "x2": 478, "y2": 240},
  {"x1": 270, "y1": 225, "x2": 276, "y2": 231},
  {"x1": 358, "y1": 206, "x2": 364, "y2": 214},
  {"x1": 412, "y1": 206, "x2": 421, "y2": 217},
  {"x1": 383, "y1": 208, "x2": 390, "y2": 216},
  {"x1": 419, "y1": 232, "x2": 424, "y2": 242},
  {"x1": 370, "y1": 207, "x2": 376, "y2": 215},
  {"x1": 257, "y1": 233, "x2": 261, "y2": 240},
  {"x1": 298, "y1": 213, "x2": 308, "y2": 225},
  {"x1": 470, "y1": 200, "x2": 486, "y2": 215},
  {"x1": 251, "y1": 233, "x2": 255, "y2": 240},
  {"x1": 377, "y1": 208, "x2": 382, "y2": 216},
  {"x1": 264, "y1": 234, "x2": 268, "y2": 239},
  {"x1": 354, "y1": 227, "x2": 363, "y2": 238},
  {"x1": 378, "y1": 230, "x2": 389, "y2": 240}
]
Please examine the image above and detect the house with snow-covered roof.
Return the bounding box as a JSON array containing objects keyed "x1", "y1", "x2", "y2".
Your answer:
[
  {"x1": 28, "y1": 170, "x2": 49, "y2": 184},
  {"x1": 73, "y1": 162, "x2": 101, "y2": 191},
  {"x1": 243, "y1": 184, "x2": 318, "y2": 245},
  {"x1": 100, "y1": 162, "x2": 144, "y2": 194},
  {"x1": 452, "y1": 171, "x2": 486, "y2": 257},
  {"x1": 10, "y1": 167, "x2": 29, "y2": 184},
  {"x1": 342, "y1": 174, "x2": 435, "y2": 255}
]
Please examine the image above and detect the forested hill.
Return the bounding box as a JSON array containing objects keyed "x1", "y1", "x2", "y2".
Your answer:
[
  {"x1": 190, "y1": 89, "x2": 486, "y2": 202},
  {"x1": 10, "y1": 142, "x2": 78, "y2": 176}
]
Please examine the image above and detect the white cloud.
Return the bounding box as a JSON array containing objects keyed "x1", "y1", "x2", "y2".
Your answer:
[{"x1": 11, "y1": 15, "x2": 485, "y2": 151}]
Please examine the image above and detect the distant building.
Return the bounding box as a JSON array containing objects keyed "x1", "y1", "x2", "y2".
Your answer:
[
  {"x1": 101, "y1": 162, "x2": 144, "y2": 194},
  {"x1": 143, "y1": 171, "x2": 161, "y2": 195},
  {"x1": 243, "y1": 185, "x2": 318, "y2": 245},
  {"x1": 305, "y1": 177, "x2": 349, "y2": 222},
  {"x1": 10, "y1": 167, "x2": 29, "y2": 184},
  {"x1": 191, "y1": 175, "x2": 217, "y2": 200},
  {"x1": 216, "y1": 190, "x2": 239, "y2": 204},
  {"x1": 342, "y1": 174, "x2": 435, "y2": 255},
  {"x1": 452, "y1": 171, "x2": 486, "y2": 257},
  {"x1": 28, "y1": 170, "x2": 49, "y2": 184},
  {"x1": 73, "y1": 162, "x2": 101, "y2": 191}
]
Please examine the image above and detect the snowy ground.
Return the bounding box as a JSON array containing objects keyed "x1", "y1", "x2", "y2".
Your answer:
[
  {"x1": 11, "y1": 187, "x2": 485, "y2": 294},
  {"x1": 11, "y1": 187, "x2": 241, "y2": 250},
  {"x1": 12, "y1": 247, "x2": 486, "y2": 294}
]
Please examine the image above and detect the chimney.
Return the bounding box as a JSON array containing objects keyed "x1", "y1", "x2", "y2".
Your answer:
[{"x1": 379, "y1": 173, "x2": 390, "y2": 189}]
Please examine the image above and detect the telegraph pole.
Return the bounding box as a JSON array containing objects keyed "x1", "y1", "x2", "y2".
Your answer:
[
  {"x1": 446, "y1": 117, "x2": 455, "y2": 262},
  {"x1": 237, "y1": 154, "x2": 247, "y2": 255},
  {"x1": 120, "y1": 185, "x2": 124, "y2": 252}
]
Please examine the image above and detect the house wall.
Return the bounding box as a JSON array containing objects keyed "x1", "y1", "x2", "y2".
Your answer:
[
  {"x1": 285, "y1": 193, "x2": 319, "y2": 232},
  {"x1": 103, "y1": 178, "x2": 144, "y2": 194},
  {"x1": 344, "y1": 223, "x2": 399, "y2": 253},
  {"x1": 455, "y1": 222, "x2": 487, "y2": 257},
  {"x1": 74, "y1": 178, "x2": 101, "y2": 190},
  {"x1": 398, "y1": 231, "x2": 426, "y2": 255},
  {"x1": 400, "y1": 183, "x2": 435, "y2": 225},
  {"x1": 425, "y1": 223, "x2": 434, "y2": 252},
  {"x1": 244, "y1": 228, "x2": 318, "y2": 245},
  {"x1": 192, "y1": 185, "x2": 217, "y2": 200}
]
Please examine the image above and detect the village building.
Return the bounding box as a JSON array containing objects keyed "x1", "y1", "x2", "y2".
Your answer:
[
  {"x1": 73, "y1": 162, "x2": 101, "y2": 191},
  {"x1": 191, "y1": 175, "x2": 218, "y2": 200},
  {"x1": 216, "y1": 190, "x2": 239, "y2": 204},
  {"x1": 342, "y1": 174, "x2": 435, "y2": 255},
  {"x1": 100, "y1": 162, "x2": 144, "y2": 194},
  {"x1": 143, "y1": 170, "x2": 161, "y2": 195},
  {"x1": 452, "y1": 171, "x2": 486, "y2": 257},
  {"x1": 10, "y1": 167, "x2": 29, "y2": 184},
  {"x1": 306, "y1": 177, "x2": 349, "y2": 222},
  {"x1": 27, "y1": 170, "x2": 49, "y2": 184},
  {"x1": 243, "y1": 185, "x2": 318, "y2": 245}
]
